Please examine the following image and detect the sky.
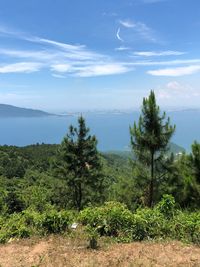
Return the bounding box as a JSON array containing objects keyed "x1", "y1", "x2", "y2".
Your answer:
[{"x1": 0, "y1": 0, "x2": 200, "y2": 112}]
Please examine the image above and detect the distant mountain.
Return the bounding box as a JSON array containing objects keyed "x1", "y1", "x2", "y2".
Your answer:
[
  {"x1": 0, "y1": 104, "x2": 54, "y2": 118},
  {"x1": 168, "y1": 142, "x2": 185, "y2": 154},
  {"x1": 104, "y1": 142, "x2": 185, "y2": 159}
]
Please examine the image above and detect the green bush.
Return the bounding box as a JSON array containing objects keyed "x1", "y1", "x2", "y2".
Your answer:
[
  {"x1": 41, "y1": 209, "x2": 74, "y2": 234},
  {"x1": 169, "y1": 211, "x2": 200, "y2": 244},
  {"x1": 22, "y1": 208, "x2": 44, "y2": 234},
  {"x1": 79, "y1": 201, "x2": 134, "y2": 237},
  {"x1": 0, "y1": 208, "x2": 75, "y2": 243},
  {"x1": 79, "y1": 201, "x2": 169, "y2": 241},
  {"x1": 79, "y1": 202, "x2": 164, "y2": 241},
  {"x1": 79, "y1": 197, "x2": 199, "y2": 244},
  {"x1": 0, "y1": 213, "x2": 31, "y2": 243},
  {"x1": 131, "y1": 208, "x2": 165, "y2": 240},
  {"x1": 0, "y1": 196, "x2": 200, "y2": 245}
]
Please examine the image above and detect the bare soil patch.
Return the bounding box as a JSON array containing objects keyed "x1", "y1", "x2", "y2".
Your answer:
[{"x1": 0, "y1": 236, "x2": 200, "y2": 267}]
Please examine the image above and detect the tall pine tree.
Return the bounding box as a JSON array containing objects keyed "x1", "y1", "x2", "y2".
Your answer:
[
  {"x1": 56, "y1": 116, "x2": 104, "y2": 210},
  {"x1": 130, "y1": 90, "x2": 175, "y2": 207}
]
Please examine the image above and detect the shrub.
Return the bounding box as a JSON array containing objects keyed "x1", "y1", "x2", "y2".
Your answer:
[
  {"x1": 0, "y1": 196, "x2": 200, "y2": 245},
  {"x1": 156, "y1": 194, "x2": 176, "y2": 218},
  {"x1": 0, "y1": 208, "x2": 75, "y2": 243},
  {"x1": 170, "y1": 211, "x2": 200, "y2": 244},
  {"x1": 41, "y1": 209, "x2": 74, "y2": 234},
  {"x1": 132, "y1": 208, "x2": 165, "y2": 241},
  {"x1": 0, "y1": 213, "x2": 31, "y2": 243},
  {"x1": 79, "y1": 201, "x2": 134, "y2": 237}
]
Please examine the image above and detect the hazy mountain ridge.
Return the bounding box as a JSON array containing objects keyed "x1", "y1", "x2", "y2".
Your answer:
[
  {"x1": 103, "y1": 142, "x2": 185, "y2": 158},
  {"x1": 0, "y1": 104, "x2": 54, "y2": 117}
]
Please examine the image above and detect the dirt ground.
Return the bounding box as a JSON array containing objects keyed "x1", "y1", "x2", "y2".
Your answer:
[{"x1": 0, "y1": 236, "x2": 200, "y2": 267}]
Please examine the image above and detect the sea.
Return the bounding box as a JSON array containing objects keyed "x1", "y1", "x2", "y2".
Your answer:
[{"x1": 0, "y1": 110, "x2": 200, "y2": 152}]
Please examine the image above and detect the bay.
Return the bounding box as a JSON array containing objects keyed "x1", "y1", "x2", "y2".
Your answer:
[{"x1": 0, "y1": 110, "x2": 200, "y2": 151}]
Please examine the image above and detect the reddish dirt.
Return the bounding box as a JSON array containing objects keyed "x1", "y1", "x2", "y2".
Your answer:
[{"x1": 0, "y1": 236, "x2": 200, "y2": 267}]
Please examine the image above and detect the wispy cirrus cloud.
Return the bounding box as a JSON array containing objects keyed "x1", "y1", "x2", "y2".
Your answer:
[
  {"x1": 72, "y1": 64, "x2": 132, "y2": 77},
  {"x1": 0, "y1": 48, "x2": 56, "y2": 60},
  {"x1": 115, "y1": 46, "x2": 130, "y2": 51},
  {"x1": 0, "y1": 25, "x2": 198, "y2": 78},
  {"x1": 51, "y1": 73, "x2": 66, "y2": 79},
  {"x1": 147, "y1": 65, "x2": 200, "y2": 76},
  {"x1": 134, "y1": 50, "x2": 186, "y2": 57},
  {"x1": 118, "y1": 19, "x2": 157, "y2": 43},
  {"x1": 0, "y1": 62, "x2": 42, "y2": 73},
  {"x1": 0, "y1": 26, "x2": 132, "y2": 77},
  {"x1": 119, "y1": 20, "x2": 135, "y2": 28},
  {"x1": 128, "y1": 59, "x2": 200, "y2": 66},
  {"x1": 50, "y1": 63, "x2": 132, "y2": 77}
]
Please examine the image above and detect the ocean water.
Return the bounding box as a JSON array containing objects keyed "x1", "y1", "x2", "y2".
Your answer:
[{"x1": 0, "y1": 110, "x2": 200, "y2": 151}]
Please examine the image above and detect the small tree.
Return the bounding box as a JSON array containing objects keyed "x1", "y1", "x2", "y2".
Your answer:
[
  {"x1": 130, "y1": 90, "x2": 175, "y2": 207},
  {"x1": 56, "y1": 116, "x2": 104, "y2": 210},
  {"x1": 179, "y1": 141, "x2": 200, "y2": 207},
  {"x1": 189, "y1": 141, "x2": 200, "y2": 184}
]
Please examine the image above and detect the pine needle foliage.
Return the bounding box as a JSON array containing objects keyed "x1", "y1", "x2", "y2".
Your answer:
[{"x1": 130, "y1": 91, "x2": 175, "y2": 207}]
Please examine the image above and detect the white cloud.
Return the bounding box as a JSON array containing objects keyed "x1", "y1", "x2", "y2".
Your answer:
[
  {"x1": 0, "y1": 48, "x2": 56, "y2": 60},
  {"x1": 51, "y1": 64, "x2": 72, "y2": 73},
  {"x1": 119, "y1": 19, "x2": 157, "y2": 42},
  {"x1": 147, "y1": 65, "x2": 200, "y2": 76},
  {"x1": 119, "y1": 20, "x2": 135, "y2": 28},
  {"x1": 155, "y1": 81, "x2": 200, "y2": 102},
  {"x1": 0, "y1": 26, "x2": 137, "y2": 77},
  {"x1": 51, "y1": 73, "x2": 66, "y2": 79},
  {"x1": 125, "y1": 59, "x2": 200, "y2": 67},
  {"x1": 0, "y1": 47, "x2": 196, "y2": 69},
  {"x1": 134, "y1": 50, "x2": 185, "y2": 57},
  {"x1": 0, "y1": 25, "x2": 198, "y2": 79},
  {"x1": 72, "y1": 64, "x2": 132, "y2": 77},
  {"x1": 23, "y1": 36, "x2": 105, "y2": 61},
  {"x1": 115, "y1": 46, "x2": 130, "y2": 51},
  {"x1": 0, "y1": 62, "x2": 42, "y2": 73}
]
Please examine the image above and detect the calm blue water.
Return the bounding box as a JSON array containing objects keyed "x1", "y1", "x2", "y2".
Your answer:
[{"x1": 0, "y1": 110, "x2": 200, "y2": 151}]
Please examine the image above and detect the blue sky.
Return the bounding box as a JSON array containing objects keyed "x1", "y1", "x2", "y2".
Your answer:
[{"x1": 0, "y1": 0, "x2": 200, "y2": 112}]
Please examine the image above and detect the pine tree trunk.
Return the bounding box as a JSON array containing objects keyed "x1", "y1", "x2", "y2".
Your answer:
[
  {"x1": 74, "y1": 185, "x2": 79, "y2": 210},
  {"x1": 149, "y1": 151, "x2": 154, "y2": 208},
  {"x1": 77, "y1": 182, "x2": 82, "y2": 211}
]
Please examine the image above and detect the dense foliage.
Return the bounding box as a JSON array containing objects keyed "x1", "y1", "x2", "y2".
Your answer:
[
  {"x1": 79, "y1": 197, "x2": 200, "y2": 244},
  {"x1": 0, "y1": 197, "x2": 199, "y2": 245}
]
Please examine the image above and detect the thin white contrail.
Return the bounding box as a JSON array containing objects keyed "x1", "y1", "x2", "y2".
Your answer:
[{"x1": 116, "y1": 27, "x2": 124, "y2": 42}]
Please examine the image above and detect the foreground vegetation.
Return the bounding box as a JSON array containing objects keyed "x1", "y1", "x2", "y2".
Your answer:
[
  {"x1": 0, "y1": 197, "x2": 200, "y2": 246},
  {"x1": 0, "y1": 91, "x2": 200, "y2": 250}
]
